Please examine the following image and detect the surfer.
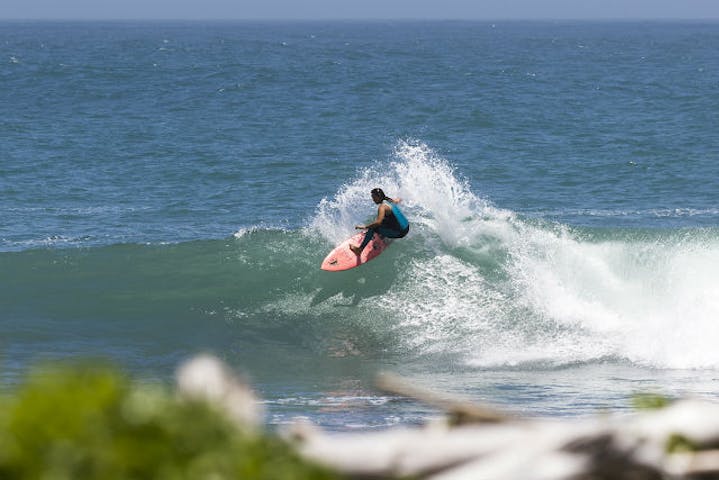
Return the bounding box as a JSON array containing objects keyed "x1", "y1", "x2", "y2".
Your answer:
[{"x1": 350, "y1": 188, "x2": 409, "y2": 256}]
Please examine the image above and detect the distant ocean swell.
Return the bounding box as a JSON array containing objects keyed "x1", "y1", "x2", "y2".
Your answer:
[{"x1": 4, "y1": 142, "x2": 719, "y2": 370}]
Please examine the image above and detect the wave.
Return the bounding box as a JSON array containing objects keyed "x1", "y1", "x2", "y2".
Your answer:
[{"x1": 4, "y1": 141, "x2": 719, "y2": 371}]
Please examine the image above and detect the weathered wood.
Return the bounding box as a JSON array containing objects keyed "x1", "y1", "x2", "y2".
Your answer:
[
  {"x1": 175, "y1": 354, "x2": 263, "y2": 429},
  {"x1": 375, "y1": 372, "x2": 508, "y2": 425},
  {"x1": 173, "y1": 357, "x2": 719, "y2": 480}
]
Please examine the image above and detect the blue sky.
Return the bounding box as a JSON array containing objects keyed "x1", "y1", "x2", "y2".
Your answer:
[{"x1": 1, "y1": 0, "x2": 719, "y2": 20}]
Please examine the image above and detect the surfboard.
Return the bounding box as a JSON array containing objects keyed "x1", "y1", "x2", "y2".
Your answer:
[{"x1": 320, "y1": 232, "x2": 389, "y2": 271}]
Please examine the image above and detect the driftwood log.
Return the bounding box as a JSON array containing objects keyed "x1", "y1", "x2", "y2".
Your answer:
[
  {"x1": 291, "y1": 373, "x2": 719, "y2": 480},
  {"x1": 175, "y1": 356, "x2": 719, "y2": 480}
]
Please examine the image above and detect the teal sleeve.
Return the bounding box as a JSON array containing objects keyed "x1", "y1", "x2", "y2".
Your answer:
[{"x1": 389, "y1": 203, "x2": 409, "y2": 230}]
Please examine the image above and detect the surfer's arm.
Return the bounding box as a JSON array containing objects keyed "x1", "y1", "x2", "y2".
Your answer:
[{"x1": 355, "y1": 205, "x2": 387, "y2": 230}]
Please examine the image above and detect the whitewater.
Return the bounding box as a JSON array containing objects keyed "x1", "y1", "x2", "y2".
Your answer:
[{"x1": 306, "y1": 141, "x2": 719, "y2": 369}]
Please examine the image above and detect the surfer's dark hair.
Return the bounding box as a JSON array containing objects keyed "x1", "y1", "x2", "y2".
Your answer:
[{"x1": 371, "y1": 188, "x2": 386, "y2": 200}]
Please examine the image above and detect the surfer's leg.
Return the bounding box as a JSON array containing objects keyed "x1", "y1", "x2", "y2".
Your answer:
[
  {"x1": 350, "y1": 228, "x2": 376, "y2": 255},
  {"x1": 377, "y1": 227, "x2": 403, "y2": 239}
]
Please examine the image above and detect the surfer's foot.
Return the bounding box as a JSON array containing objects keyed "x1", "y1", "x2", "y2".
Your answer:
[{"x1": 349, "y1": 245, "x2": 362, "y2": 256}]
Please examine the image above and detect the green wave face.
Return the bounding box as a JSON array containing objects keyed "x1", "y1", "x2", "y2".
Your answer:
[{"x1": 5, "y1": 143, "x2": 719, "y2": 375}]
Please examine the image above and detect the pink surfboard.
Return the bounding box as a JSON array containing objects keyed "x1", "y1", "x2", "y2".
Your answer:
[{"x1": 320, "y1": 232, "x2": 389, "y2": 271}]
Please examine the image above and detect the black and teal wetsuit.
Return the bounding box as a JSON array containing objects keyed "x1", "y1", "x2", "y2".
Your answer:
[{"x1": 358, "y1": 201, "x2": 409, "y2": 251}]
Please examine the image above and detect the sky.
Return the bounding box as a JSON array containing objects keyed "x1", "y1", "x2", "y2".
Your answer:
[{"x1": 1, "y1": 0, "x2": 719, "y2": 21}]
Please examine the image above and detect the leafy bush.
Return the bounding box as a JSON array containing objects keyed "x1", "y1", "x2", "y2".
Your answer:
[
  {"x1": 0, "y1": 363, "x2": 341, "y2": 480},
  {"x1": 631, "y1": 393, "x2": 670, "y2": 411}
]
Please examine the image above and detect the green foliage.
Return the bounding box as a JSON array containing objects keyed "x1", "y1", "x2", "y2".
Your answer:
[
  {"x1": 666, "y1": 434, "x2": 697, "y2": 454},
  {"x1": 631, "y1": 393, "x2": 670, "y2": 411},
  {"x1": 0, "y1": 363, "x2": 341, "y2": 480}
]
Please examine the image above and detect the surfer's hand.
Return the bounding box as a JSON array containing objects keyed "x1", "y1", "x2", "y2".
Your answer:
[{"x1": 355, "y1": 225, "x2": 365, "y2": 230}]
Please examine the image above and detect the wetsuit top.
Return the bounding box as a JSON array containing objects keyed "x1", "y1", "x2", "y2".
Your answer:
[{"x1": 381, "y1": 206, "x2": 402, "y2": 231}]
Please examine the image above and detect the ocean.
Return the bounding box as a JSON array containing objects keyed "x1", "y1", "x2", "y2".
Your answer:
[{"x1": 2, "y1": 20, "x2": 719, "y2": 430}]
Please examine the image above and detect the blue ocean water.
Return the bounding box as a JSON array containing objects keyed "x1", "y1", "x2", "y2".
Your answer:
[{"x1": 2, "y1": 21, "x2": 719, "y2": 429}]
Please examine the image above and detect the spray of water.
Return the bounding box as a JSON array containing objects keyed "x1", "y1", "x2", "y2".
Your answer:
[{"x1": 307, "y1": 140, "x2": 719, "y2": 370}]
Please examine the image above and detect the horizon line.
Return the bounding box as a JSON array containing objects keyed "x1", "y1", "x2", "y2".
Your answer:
[{"x1": 1, "y1": 17, "x2": 718, "y2": 22}]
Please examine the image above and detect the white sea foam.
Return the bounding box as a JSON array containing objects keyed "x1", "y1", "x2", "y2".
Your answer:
[
  {"x1": 308, "y1": 140, "x2": 719, "y2": 370},
  {"x1": 233, "y1": 227, "x2": 259, "y2": 239},
  {"x1": 526, "y1": 207, "x2": 719, "y2": 219},
  {"x1": 309, "y1": 140, "x2": 511, "y2": 247},
  {"x1": 232, "y1": 225, "x2": 290, "y2": 239},
  {"x1": 9, "y1": 234, "x2": 93, "y2": 249}
]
